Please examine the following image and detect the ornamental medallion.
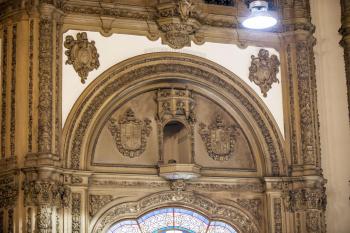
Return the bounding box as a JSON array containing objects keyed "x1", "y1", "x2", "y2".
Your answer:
[
  {"x1": 199, "y1": 114, "x2": 239, "y2": 161},
  {"x1": 64, "y1": 32, "x2": 100, "y2": 83},
  {"x1": 108, "y1": 109, "x2": 152, "y2": 158},
  {"x1": 249, "y1": 49, "x2": 280, "y2": 97}
]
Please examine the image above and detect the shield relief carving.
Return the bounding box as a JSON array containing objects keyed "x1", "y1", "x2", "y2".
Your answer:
[
  {"x1": 199, "y1": 114, "x2": 240, "y2": 161},
  {"x1": 108, "y1": 109, "x2": 152, "y2": 158}
]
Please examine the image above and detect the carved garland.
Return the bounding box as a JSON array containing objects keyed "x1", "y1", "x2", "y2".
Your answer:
[
  {"x1": 66, "y1": 55, "x2": 285, "y2": 176},
  {"x1": 93, "y1": 191, "x2": 259, "y2": 233}
]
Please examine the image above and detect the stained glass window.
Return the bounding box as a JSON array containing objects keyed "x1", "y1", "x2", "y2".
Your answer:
[{"x1": 107, "y1": 207, "x2": 238, "y2": 233}]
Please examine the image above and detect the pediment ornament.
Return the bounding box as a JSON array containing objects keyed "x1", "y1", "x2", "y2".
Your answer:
[
  {"x1": 249, "y1": 49, "x2": 280, "y2": 97},
  {"x1": 108, "y1": 109, "x2": 152, "y2": 158},
  {"x1": 64, "y1": 32, "x2": 100, "y2": 83},
  {"x1": 199, "y1": 114, "x2": 240, "y2": 161}
]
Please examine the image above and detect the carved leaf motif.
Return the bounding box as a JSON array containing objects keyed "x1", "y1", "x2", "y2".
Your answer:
[
  {"x1": 249, "y1": 49, "x2": 280, "y2": 97},
  {"x1": 108, "y1": 108, "x2": 152, "y2": 158},
  {"x1": 198, "y1": 114, "x2": 240, "y2": 161},
  {"x1": 64, "y1": 32, "x2": 100, "y2": 83}
]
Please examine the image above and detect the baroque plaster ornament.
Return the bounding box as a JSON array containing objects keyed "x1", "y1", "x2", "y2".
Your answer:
[
  {"x1": 64, "y1": 32, "x2": 100, "y2": 83},
  {"x1": 249, "y1": 49, "x2": 280, "y2": 97},
  {"x1": 199, "y1": 114, "x2": 240, "y2": 161},
  {"x1": 108, "y1": 108, "x2": 152, "y2": 158},
  {"x1": 156, "y1": 0, "x2": 202, "y2": 49}
]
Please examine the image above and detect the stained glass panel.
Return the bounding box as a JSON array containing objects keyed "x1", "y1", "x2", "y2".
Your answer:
[{"x1": 107, "y1": 207, "x2": 238, "y2": 233}]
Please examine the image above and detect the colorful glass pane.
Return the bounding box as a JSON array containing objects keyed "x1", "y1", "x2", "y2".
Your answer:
[{"x1": 107, "y1": 208, "x2": 238, "y2": 233}]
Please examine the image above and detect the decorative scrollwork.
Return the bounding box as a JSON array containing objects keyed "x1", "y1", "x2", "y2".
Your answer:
[
  {"x1": 64, "y1": 32, "x2": 100, "y2": 83},
  {"x1": 249, "y1": 49, "x2": 280, "y2": 97},
  {"x1": 199, "y1": 114, "x2": 240, "y2": 161},
  {"x1": 108, "y1": 109, "x2": 152, "y2": 158}
]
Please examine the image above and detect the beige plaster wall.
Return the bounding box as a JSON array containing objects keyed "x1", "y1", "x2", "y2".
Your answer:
[{"x1": 310, "y1": 0, "x2": 350, "y2": 232}]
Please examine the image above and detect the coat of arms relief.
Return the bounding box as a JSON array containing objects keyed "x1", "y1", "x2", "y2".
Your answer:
[
  {"x1": 199, "y1": 114, "x2": 240, "y2": 161},
  {"x1": 64, "y1": 32, "x2": 100, "y2": 84},
  {"x1": 108, "y1": 109, "x2": 152, "y2": 158},
  {"x1": 249, "y1": 49, "x2": 280, "y2": 97}
]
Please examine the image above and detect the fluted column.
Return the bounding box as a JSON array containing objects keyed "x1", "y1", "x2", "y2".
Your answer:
[{"x1": 340, "y1": 0, "x2": 350, "y2": 123}]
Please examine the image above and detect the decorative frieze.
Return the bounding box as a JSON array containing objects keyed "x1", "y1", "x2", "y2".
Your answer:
[
  {"x1": 199, "y1": 114, "x2": 240, "y2": 161},
  {"x1": 249, "y1": 49, "x2": 280, "y2": 97},
  {"x1": 23, "y1": 181, "x2": 71, "y2": 207},
  {"x1": 108, "y1": 109, "x2": 152, "y2": 158},
  {"x1": 72, "y1": 193, "x2": 81, "y2": 233},
  {"x1": 64, "y1": 32, "x2": 100, "y2": 83},
  {"x1": 283, "y1": 188, "x2": 327, "y2": 212},
  {"x1": 89, "y1": 195, "x2": 113, "y2": 218},
  {"x1": 237, "y1": 199, "x2": 262, "y2": 223}
]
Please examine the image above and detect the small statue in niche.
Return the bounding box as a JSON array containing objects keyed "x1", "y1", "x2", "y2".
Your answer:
[
  {"x1": 108, "y1": 109, "x2": 152, "y2": 158},
  {"x1": 64, "y1": 32, "x2": 100, "y2": 84},
  {"x1": 199, "y1": 114, "x2": 240, "y2": 161},
  {"x1": 249, "y1": 49, "x2": 280, "y2": 97}
]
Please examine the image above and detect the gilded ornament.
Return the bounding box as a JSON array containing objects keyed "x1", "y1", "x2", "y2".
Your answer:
[
  {"x1": 249, "y1": 49, "x2": 280, "y2": 97},
  {"x1": 108, "y1": 109, "x2": 152, "y2": 158},
  {"x1": 64, "y1": 32, "x2": 100, "y2": 83},
  {"x1": 199, "y1": 114, "x2": 240, "y2": 161}
]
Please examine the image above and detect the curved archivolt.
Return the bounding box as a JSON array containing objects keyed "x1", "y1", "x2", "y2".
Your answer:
[{"x1": 107, "y1": 208, "x2": 237, "y2": 233}]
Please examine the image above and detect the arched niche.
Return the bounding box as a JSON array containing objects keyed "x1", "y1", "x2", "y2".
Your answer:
[
  {"x1": 163, "y1": 120, "x2": 192, "y2": 164},
  {"x1": 90, "y1": 191, "x2": 260, "y2": 233},
  {"x1": 63, "y1": 52, "x2": 286, "y2": 176}
]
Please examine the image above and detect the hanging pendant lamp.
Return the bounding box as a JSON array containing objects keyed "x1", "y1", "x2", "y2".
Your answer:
[{"x1": 242, "y1": 0, "x2": 277, "y2": 30}]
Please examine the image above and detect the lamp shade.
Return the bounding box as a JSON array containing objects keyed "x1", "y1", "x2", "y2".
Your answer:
[{"x1": 242, "y1": 0, "x2": 277, "y2": 29}]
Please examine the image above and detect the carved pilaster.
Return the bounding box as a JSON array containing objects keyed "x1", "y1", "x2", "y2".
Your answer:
[
  {"x1": 36, "y1": 206, "x2": 53, "y2": 233},
  {"x1": 281, "y1": 0, "x2": 321, "y2": 172},
  {"x1": 340, "y1": 0, "x2": 350, "y2": 123},
  {"x1": 71, "y1": 193, "x2": 81, "y2": 233},
  {"x1": 32, "y1": 2, "x2": 62, "y2": 163}
]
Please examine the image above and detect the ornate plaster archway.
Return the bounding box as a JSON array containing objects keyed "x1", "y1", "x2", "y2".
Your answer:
[
  {"x1": 63, "y1": 52, "x2": 287, "y2": 176},
  {"x1": 90, "y1": 191, "x2": 260, "y2": 233}
]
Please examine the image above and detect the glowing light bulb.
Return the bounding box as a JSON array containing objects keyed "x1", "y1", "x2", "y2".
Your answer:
[{"x1": 242, "y1": 0, "x2": 277, "y2": 29}]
